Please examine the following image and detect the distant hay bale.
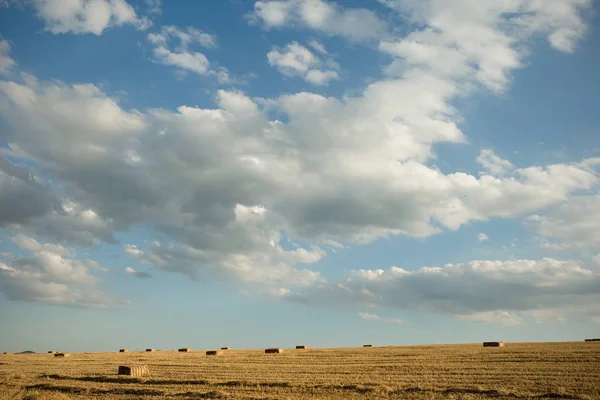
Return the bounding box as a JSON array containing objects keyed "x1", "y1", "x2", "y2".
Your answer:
[
  {"x1": 118, "y1": 365, "x2": 149, "y2": 377},
  {"x1": 363, "y1": 344, "x2": 373, "y2": 348},
  {"x1": 178, "y1": 348, "x2": 191, "y2": 352},
  {"x1": 119, "y1": 349, "x2": 129, "y2": 352},
  {"x1": 296, "y1": 345, "x2": 307, "y2": 349},
  {"x1": 265, "y1": 348, "x2": 283, "y2": 354},
  {"x1": 48, "y1": 351, "x2": 56, "y2": 354},
  {"x1": 220, "y1": 347, "x2": 230, "y2": 350},
  {"x1": 584, "y1": 338, "x2": 600, "y2": 342},
  {"x1": 483, "y1": 341, "x2": 505, "y2": 347},
  {"x1": 54, "y1": 353, "x2": 69, "y2": 357},
  {"x1": 206, "y1": 350, "x2": 222, "y2": 356},
  {"x1": 2, "y1": 352, "x2": 10, "y2": 355},
  {"x1": 145, "y1": 349, "x2": 156, "y2": 352}
]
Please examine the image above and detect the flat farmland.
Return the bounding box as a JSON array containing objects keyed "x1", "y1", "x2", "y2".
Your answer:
[{"x1": 1, "y1": 342, "x2": 599, "y2": 400}]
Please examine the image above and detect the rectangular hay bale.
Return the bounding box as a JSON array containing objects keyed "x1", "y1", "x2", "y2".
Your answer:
[
  {"x1": 178, "y1": 348, "x2": 191, "y2": 352},
  {"x1": 206, "y1": 350, "x2": 222, "y2": 356},
  {"x1": 47, "y1": 351, "x2": 56, "y2": 354},
  {"x1": 483, "y1": 341, "x2": 505, "y2": 347},
  {"x1": 363, "y1": 344, "x2": 373, "y2": 348},
  {"x1": 220, "y1": 347, "x2": 230, "y2": 350},
  {"x1": 119, "y1": 349, "x2": 128, "y2": 352},
  {"x1": 145, "y1": 348, "x2": 156, "y2": 352},
  {"x1": 54, "y1": 353, "x2": 69, "y2": 357},
  {"x1": 296, "y1": 345, "x2": 307, "y2": 349},
  {"x1": 118, "y1": 365, "x2": 149, "y2": 377},
  {"x1": 265, "y1": 348, "x2": 283, "y2": 354},
  {"x1": 584, "y1": 338, "x2": 600, "y2": 342}
]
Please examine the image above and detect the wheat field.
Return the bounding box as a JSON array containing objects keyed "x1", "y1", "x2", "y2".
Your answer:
[{"x1": 1, "y1": 342, "x2": 599, "y2": 400}]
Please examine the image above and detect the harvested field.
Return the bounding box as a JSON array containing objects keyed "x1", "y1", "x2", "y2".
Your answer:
[{"x1": 1, "y1": 342, "x2": 599, "y2": 400}]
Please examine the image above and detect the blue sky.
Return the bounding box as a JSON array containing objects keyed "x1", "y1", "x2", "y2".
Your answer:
[{"x1": 1, "y1": 0, "x2": 600, "y2": 353}]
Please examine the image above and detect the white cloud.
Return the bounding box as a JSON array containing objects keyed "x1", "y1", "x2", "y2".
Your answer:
[
  {"x1": 358, "y1": 312, "x2": 380, "y2": 320},
  {"x1": 379, "y1": 0, "x2": 592, "y2": 93},
  {"x1": 308, "y1": 39, "x2": 327, "y2": 54},
  {"x1": 1, "y1": 70, "x2": 598, "y2": 287},
  {"x1": 0, "y1": 39, "x2": 15, "y2": 75},
  {"x1": 146, "y1": 0, "x2": 161, "y2": 15},
  {"x1": 267, "y1": 42, "x2": 338, "y2": 85},
  {"x1": 273, "y1": 257, "x2": 600, "y2": 323},
  {"x1": 460, "y1": 310, "x2": 522, "y2": 326},
  {"x1": 359, "y1": 312, "x2": 403, "y2": 324},
  {"x1": 478, "y1": 233, "x2": 489, "y2": 243},
  {"x1": 31, "y1": 0, "x2": 150, "y2": 35},
  {"x1": 250, "y1": 0, "x2": 387, "y2": 41},
  {"x1": 526, "y1": 195, "x2": 600, "y2": 251},
  {"x1": 0, "y1": 1, "x2": 595, "y2": 295},
  {"x1": 147, "y1": 25, "x2": 235, "y2": 81},
  {"x1": 124, "y1": 266, "x2": 151, "y2": 279},
  {"x1": 0, "y1": 235, "x2": 120, "y2": 308},
  {"x1": 477, "y1": 149, "x2": 514, "y2": 176}
]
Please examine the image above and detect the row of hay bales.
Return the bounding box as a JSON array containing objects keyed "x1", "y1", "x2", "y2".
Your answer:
[{"x1": 114, "y1": 346, "x2": 309, "y2": 354}]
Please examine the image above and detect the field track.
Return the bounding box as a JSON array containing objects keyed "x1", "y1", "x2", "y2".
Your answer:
[{"x1": 1, "y1": 342, "x2": 599, "y2": 399}]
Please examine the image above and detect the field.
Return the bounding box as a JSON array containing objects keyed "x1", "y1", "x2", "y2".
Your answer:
[{"x1": 1, "y1": 342, "x2": 599, "y2": 400}]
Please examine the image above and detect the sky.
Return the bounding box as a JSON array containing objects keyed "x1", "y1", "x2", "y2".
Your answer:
[{"x1": 0, "y1": 0, "x2": 599, "y2": 353}]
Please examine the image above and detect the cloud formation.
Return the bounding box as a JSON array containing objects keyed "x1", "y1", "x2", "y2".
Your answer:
[
  {"x1": 250, "y1": 0, "x2": 386, "y2": 41},
  {"x1": 125, "y1": 266, "x2": 152, "y2": 279},
  {"x1": 270, "y1": 257, "x2": 600, "y2": 324},
  {"x1": 359, "y1": 312, "x2": 404, "y2": 324},
  {"x1": 0, "y1": 235, "x2": 121, "y2": 308},
  {"x1": 31, "y1": 0, "x2": 151, "y2": 35},
  {"x1": 267, "y1": 41, "x2": 338, "y2": 85}
]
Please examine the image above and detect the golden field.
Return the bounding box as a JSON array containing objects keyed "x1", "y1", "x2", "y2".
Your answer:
[{"x1": 1, "y1": 342, "x2": 599, "y2": 400}]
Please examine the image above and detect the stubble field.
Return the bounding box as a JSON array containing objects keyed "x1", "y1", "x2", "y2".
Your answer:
[{"x1": 1, "y1": 342, "x2": 599, "y2": 400}]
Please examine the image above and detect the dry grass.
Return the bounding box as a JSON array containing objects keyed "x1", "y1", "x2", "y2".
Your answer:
[{"x1": 1, "y1": 342, "x2": 599, "y2": 400}]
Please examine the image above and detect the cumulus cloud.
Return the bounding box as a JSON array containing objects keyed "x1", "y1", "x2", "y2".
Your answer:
[
  {"x1": 526, "y1": 195, "x2": 600, "y2": 251},
  {"x1": 0, "y1": 235, "x2": 120, "y2": 308},
  {"x1": 477, "y1": 149, "x2": 514, "y2": 176},
  {"x1": 249, "y1": 0, "x2": 386, "y2": 41},
  {"x1": 31, "y1": 0, "x2": 151, "y2": 35},
  {"x1": 147, "y1": 25, "x2": 235, "y2": 82},
  {"x1": 267, "y1": 41, "x2": 338, "y2": 85},
  {"x1": 379, "y1": 0, "x2": 591, "y2": 93},
  {"x1": 1, "y1": 68, "x2": 598, "y2": 287},
  {"x1": 0, "y1": 39, "x2": 15, "y2": 75},
  {"x1": 358, "y1": 312, "x2": 403, "y2": 324},
  {"x1": 0, "y1": 1, "x2": 596, "y2": 301},
  {"x1": 124, "y1": 266, "x2": 152, "y2": 279},
  {"x1": 272, "y1": 257, "x2": 600, "y2": 323}
]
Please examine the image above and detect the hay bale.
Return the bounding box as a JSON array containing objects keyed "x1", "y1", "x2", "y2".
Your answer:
[
  {"x1": 483, "y1": 341, "x2": 505, "y2": 347},
  {"x1": 145, "y1": 348, "x2": 156, "y2": 352},
  {"x1": 363, "y1": 344, "x2": 373, "y2": 348},
  {"x1": 265, "y1": 348, "x2": 283, "y2": 354},
  {"x1": 119, "y1": 349, "x2": 129, "y2": 352},
  {"x1": 178, "y1": 348, "x2": 191, "y2": 352},
  {"x1": 220, "y1": 347, "x2": 230, "y2": 350},
  {"x1": 295, "y1": 345, "x2": 307, "y2": 349},
  {"x1": 584, "y1": 338, "x2": 600, "y2": 342},
  {"x1": 47, "y1": 351, "x2": 56, "y2": 354},
  {"x1": 54, "y1": 353, "x2": 69, "y2": 357},
  {"x1": 206, "y1": 350, "x2": 222, "y2": 356},
  {"x1": 2, "y1": 352, "x2": 10, "y2": 355},
  {"x1": 118, "y1": 365, "x2": 149, "y2": 377}
]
